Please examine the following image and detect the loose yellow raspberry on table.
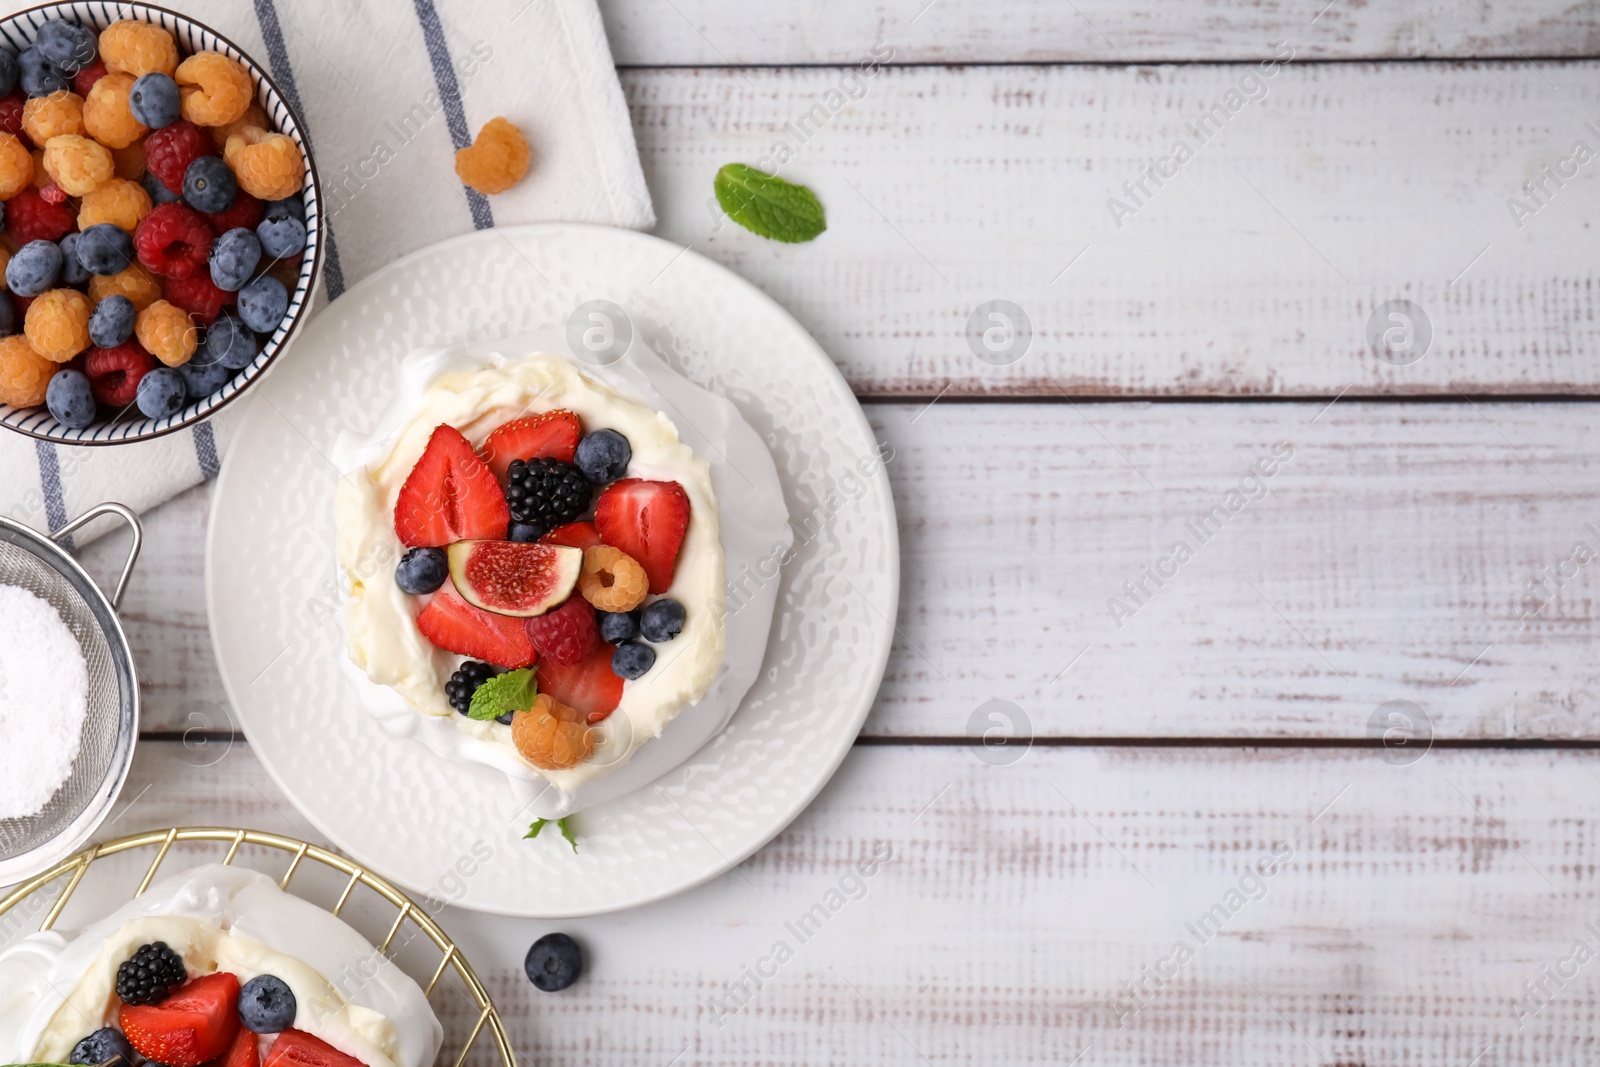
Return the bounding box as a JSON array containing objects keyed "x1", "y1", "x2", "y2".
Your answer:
[
  {"x1": 90, "y1": 262, "x2": 163, "y2": 311},
  {"x1": 100, "y1": 20, "x2": 178, "y2": 79},
  {"x1": 83, "y1": 73, "x2": 148, "y2": 150},
  {"x1": 211, "y1": 104, "x2": 267, "y2": 150},
  {"x1": 578, "y1": 545, "x2": 650, "y2": 612},
  {"x1": 224, "y1": 127, "x2": 304, "y2": 200},
  {"x1": 136, "y1": 299, "x2": 197, "y2": 367},
  {"x1": 112, "y1": 141, "x2": 146, "y2": 181},
  {"x1": 0, "y1": 334, "x2": 55, "y2": 407},
  {"x1": 25, "y1": 289, "x2": 92, "y2": 363},
  {"x1": 0, "y1": 133, "x2": 34, "y2": 199},
  {"x1": 23, "y1": 91, "x2": 85, "y2": 144},
  {"x1": 43, "y1": 135, "x2": 114, "y2": 196},
  {"x1": 454, "y1": 117, "x2": 532, "y2": 195},
  {"x1": 176, "y1": 52, "x2": 253, "y2": 127},
  {"x1": 79, "y1": 178, "x2": 152, "y2": 231}
]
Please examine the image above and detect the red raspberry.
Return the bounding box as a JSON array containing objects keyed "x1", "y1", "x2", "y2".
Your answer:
[
  {"x1": 84, "y1": 341, "x2": 156, "y2": 408},
  {"x1": 0, "y1": 92, "x2": 25, "y2": 142},
  {"x1": 134, "y1": 202, "x2": 213, "y2": 278},
  {"x1": 203, "y1": 190, "x2": 262, "y2": 234},
  {"x1": 7, "y1": 188, "x2": 75, "y2": 244},
  {"x1": 38, "y1": 183, "x2": 65, "y2": 205},
  {"x1": 524, "y1": 596, "x2": 599, "y2": 667},
  {"x1": 144, "y1": 119, "x2": 215, "y2": 193},
  {"x1": 74, "y1": 61, "x2": 109, "y2": 97},
  {"x1": 162, "y1": 270, "x2": 234, "y2": 324}
]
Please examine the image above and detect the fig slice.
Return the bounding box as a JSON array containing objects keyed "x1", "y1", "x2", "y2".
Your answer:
[{"x1": 447, "y1": 540, "x2": 583, "y2": 618}]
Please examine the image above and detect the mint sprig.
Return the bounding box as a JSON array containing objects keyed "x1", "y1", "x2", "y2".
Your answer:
[
  {"x1": 468, "y1": 668, "x2": 537, "y2": 721},
  {"x1": 525, "y1": 816, "x2": 578, "y2": 852},
  {"x1": 714, "y1": 164, "x2": 826, "y2": 243}
]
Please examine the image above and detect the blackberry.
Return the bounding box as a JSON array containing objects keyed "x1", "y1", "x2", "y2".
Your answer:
[
  {"x1": 505, "y1": 458, "x2": 590, "y2": 529},
  {"x1": 446, "y1": 661, "x2": 499, "y2": 716},
  {"x1": 116, "y1": 941, "x2": 186, "y2": 1005}
]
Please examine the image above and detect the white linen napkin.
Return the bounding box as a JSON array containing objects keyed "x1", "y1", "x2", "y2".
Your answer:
[{"x1": 0, "y1": 0, "x2": 653, "y2": 544}]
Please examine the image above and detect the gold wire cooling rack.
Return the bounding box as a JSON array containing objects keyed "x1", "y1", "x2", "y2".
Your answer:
[{"x1": 0, "y1": 828, "x2": 514, "y2": 1067}]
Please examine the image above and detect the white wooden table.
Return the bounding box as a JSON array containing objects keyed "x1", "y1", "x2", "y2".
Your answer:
[{"x1": 63, "y1": 1, "x2": 1600, "y2": 1062}]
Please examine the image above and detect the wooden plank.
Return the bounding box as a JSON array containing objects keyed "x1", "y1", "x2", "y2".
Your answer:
[
  {"x1": 626, "y1": 61, "x2": 1600, "y2": 396},
  {"x1": 33, "y1": 740, "x2": 1600, "y2": 1065},
  {"x1": 109, "y1": 402, "x2": 1600, "y2": 741},
  {"x1": 602, "y1": 0, "x2": 1600, "y2": 65}
]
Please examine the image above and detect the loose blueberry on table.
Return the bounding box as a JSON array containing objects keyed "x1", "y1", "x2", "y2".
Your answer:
[{"x1": 524, "y1": 932, "x2": 584, "y2": 992}]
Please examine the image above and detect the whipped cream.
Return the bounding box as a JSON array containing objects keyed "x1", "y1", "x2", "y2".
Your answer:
[{"x1": 0, "y1": 865, "x2": 441, "y2": 1067}]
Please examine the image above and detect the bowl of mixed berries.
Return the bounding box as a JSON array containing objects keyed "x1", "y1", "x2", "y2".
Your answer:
[{"x1": 0, "y1": 2, "x2": 321, "y2": 444}]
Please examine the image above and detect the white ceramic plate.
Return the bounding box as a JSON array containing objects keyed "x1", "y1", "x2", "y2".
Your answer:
[{"x1": 205, "y1": 224, "x2": 899, "y2": 917}]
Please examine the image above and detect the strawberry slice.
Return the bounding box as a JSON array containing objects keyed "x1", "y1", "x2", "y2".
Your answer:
[
  {"x1": 594, "y1": 479, "x2": 691, "y2": 594},
  {"x1": 541, "y1": 521, "x2": 602, "y2": 551},
  {"x1": 481, "y1": 410, "x2": 582, "y2": 481},
  {"x1": 537, "y1": 642, "x2": 623, "y2": 723},
  {"x1": 222, "y1": 1021, "x2": 260, "y2": 1067},
  {"x1": 416, "y1": 585, "x2": 537, "y2": 668},
  {"x1": 120, "y1": 972, "x2": 241, "y2": 1067},
  {"x1": 263, "y1": 1030, "x2": 365, "y2": 1067},
  {"x1": 394, "y1": 425, "x2": 510, "y2": 548}
]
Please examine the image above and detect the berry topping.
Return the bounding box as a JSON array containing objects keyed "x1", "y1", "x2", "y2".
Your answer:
[
  {"x1": 128, "y1": 72, "x2": 180, "y2": 129},
  {"x1": 120, "y1": 971, "x2": 242, "y2": 1067},
  {"x1": 480, "y1": 409, "x2": 581, "y2": 480},
  {"x1": 542, "y1": 521, "x2": 602, "y2": 551},
  {"x1": 525, "y1": 594, "x2": 599, "y2": 666},
  {"x1": 164, "y1": 269, "x2": 234, "y2": 325},
  {"x1": 238, "y1": 973, "x2": 298, "y2": 1033},
  {"x1": 263, "y1": 1029, "x2": 366, "y2": 1067},
  {"x1": 611, "y1": 641, "x2": 654, "y2": 679},
  {"x1": 135, "y1": 201, "x2": 213, "y2": 278},
  {"x1": 237, "y1": 274, "x2": 287, "y2": 333},
  {"x1": 524, "y1": 933, "x2": 584, "y2": 992},
  {"x1": 455, "y1": 117, "x2": 531, "y2": 195},
  {"x1": 596, "y1": 609, "x2": 639, "y2": 644},
  {"x1": 639, "y1": 598, "x2": 686, "y2": 642},
  {"x1": 445, "y1": 660, "x2": 499, "y2": 716},
  {"x1": 446, "y1": 539, "x2": 582, "y2": 618},
  {"x1": 574, "y1": 429, "x2": 631, "y2": 485},
  {"x1": 76, "y1": 222, "x2": 135, "y2": 275},
  {"x1": 134, "y1": 364, "x2": 185, "y2": 418},
  {"x1": 577, "y1": 545, "x2": 650, "y2": 613},
  {"x1": 534, "y1": 642, "x2": 624, "y2": 723},
  {"x1": 183, "y1": 154, "x2": 236, "y2": 213},
  {"x1": 8, "y1": 187, "x2": 75, "y2": 243},
  {"x1": 45, "y1": 367, "x2": 94, "y2": 427},
  {"x1": 116, "y1": 940, "x2": 187, "y2": 1005},
  {"x1": 393, "y1": 424, "x2": 509, "y2": 547},
  {"x1": 594, "y1": 479, "x2": 691, "y2": 595},
  {"x1": 395, "y1": 546, "x2": 449, "y2": 595},
  {"x1": 145, "y1": 119, "x2": 213, "y2": 193},
  {"x1": 70, "y1": 1027, "x2": 136, "y2": 1067},
  {"x1": 505, "y1": 457, "x2": 590, "y2": 530},
  {"x1": 511, "y1": 694, "x2": 594, "y2": 769},
  {"x1": 415, "y1": 584, "x2": 536, "y2": 669},
  {"x1": 85, "y1": 340, "x2": 155, "y2": 407}
]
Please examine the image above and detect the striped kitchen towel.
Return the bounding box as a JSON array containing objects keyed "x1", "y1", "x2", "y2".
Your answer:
[{"x1": 1, "y1": 0, "x2": 653, "y2": 543}]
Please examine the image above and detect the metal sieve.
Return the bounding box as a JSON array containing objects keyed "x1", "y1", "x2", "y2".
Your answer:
[{"x1": 0, "y1": 502, "x2": 141, "y2": 885}]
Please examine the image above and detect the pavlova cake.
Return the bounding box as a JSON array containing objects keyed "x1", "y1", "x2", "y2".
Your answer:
[
  {"x1": 334, "y1": 337, "x2": 790, "y2": 818},
  {"x1": 0, "y1": 866, "x2": 441, "y2": 1067}
]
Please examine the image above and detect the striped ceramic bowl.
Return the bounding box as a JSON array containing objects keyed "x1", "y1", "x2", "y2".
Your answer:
[{"x1": 0, "y1": 1, "x2": 322, "y2": 445}]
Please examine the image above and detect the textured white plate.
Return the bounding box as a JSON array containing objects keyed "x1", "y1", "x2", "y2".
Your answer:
[{"x1": 205, "y1": 224, "x2": 899, "y2": 916}]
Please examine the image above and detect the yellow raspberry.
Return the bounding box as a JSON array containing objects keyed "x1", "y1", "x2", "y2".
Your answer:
[
  {"x1": 90, "y1": 263, "x2": 162, "y2": 311},
  {"x1": 43, "y1": 135, "x2": 114, "y2": 196},
  {"x1": 22, "y1": 91, "x2": 86, "y2": 145},
  {"x1": 82, "y1": 73, "x2": 147, "y2": 150},
  {"x1": 28, "y1": 149, "x2": 46, "y2": 189},
  {"x1": 0, "y1": 248, "x2": 12, "y2": 288},
  {"x1": 0, "y1": 335, "x2": 54, "y2": 407},
  {"x1": 112, "y1": 140, "x2": 146, "y2": 181},
  {"x1": 511, "y1": 695, "x2": 595, "y2": 770},
  {"x1": 176, "y1": 52, "x2": 253, "y2": 127},
  {"x1": 25, "y1": 289, "x2": 92, "y2": 363},
  {"x1": 224, "y1": 127, "x2": 304, "y2": 200},
  {"x1": 99, "y1": 20, "x2": 178, "y2": 78},
  {"x1": 454, "y1": 117, "x2": 532, "y2": 195},
  {"x1": 135, "y1": 300, "x2": 196, "y2": 366},
  {"x1": 78, "y1": 178, "x2": 152, "y2": 231},
  {"x1": 211, "y1": 103, "x2": 267, "y2": 149},
  {"x1": 0, "y1": 133, "x2": 33, "y2": 199},
  {"x1": 578, "y1": 545, "x2": 649, "y2": 612}
]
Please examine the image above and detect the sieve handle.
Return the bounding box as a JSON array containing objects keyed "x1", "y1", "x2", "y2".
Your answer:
[{"x1": 52, "y1": 502, "x2": 143, "y2": 611}]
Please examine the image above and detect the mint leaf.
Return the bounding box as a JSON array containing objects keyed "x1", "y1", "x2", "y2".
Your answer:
[
  {"x1": 714, "y1": 164, "x2": 826, "y2": 243},
  {"x1": 468, "y1": 668, "x2": 537, "y2": 721},
  {"x1": 524, "y1": 816, "x2": 579, "y2": 852},
  {"x1": 525, "y1": 818, "x2": 549, "y2": 840}
]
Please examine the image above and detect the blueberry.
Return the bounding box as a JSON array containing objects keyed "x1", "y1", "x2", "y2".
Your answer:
[
  {"x1": 135, "y1": 366, "x2": 186, "y2": 419},
  {"x1": 142, "y1": 171, "x2": 180, "y2": 205},
  {"x1": 257, "y1": 215, "x2": 306, "y2": 259},
  {"x1": 394, "y1": 547, "x2": 448, "y2": 595},
  {"x1": 209, "y1": 227, "x2": 261, "y2": 291},
  {"x1": 507, "y1": 521, "x2": 545, "y2": 543},
  {"x1": 237, "y1": 275, "x2": 288, "y2": 333},
  {"x1": 57, "y1": 233, "x2": 88, "y2": 284},
  {"x1": 0, "y1": 293, "x2": 15, "y2": 336},
  {"x1": 7, "y1": 239, "x2": 62, "y2": 297},
  {"x1": 264, "y1": 193, "x2": 305, "y2": 222},
  {"x1": 34, "y1": 20, "x2": 96, "y2": 74},
  {"x1": 75, "y1": 223, "x2": 134, "y2": 276},
  {"x1": 128, "y1": 72, "x2": 180, "y2": 129},
  {"x1": 184, "y1": 156, "x2": 237, "y2": 214},
  {"x1": 46, "y1": 369, "x2": 95, "y2": 428},
  {"x1": 178, "y1": 348, "x2": 232, "y2": 399},
  {"x1": 524, "y1": 933, "x2": 583, "y2": 992},
  {"x1": 611, "y1": 641, "x2": 654, "y2": 679},
  {"x1": 89, "y1": 294, "x2": 136, "y2": 348},
  {"x1": 573, "y1": 429, "x2": 631, "y2": 485},
  {"x1": 202, "y1": 312, "x2": 257, "y2": 370},
  {"x1": 19, "y1": 47, "x2": 68, "y2": 96},
  {"x1": 70, "y1": 1028, "x2": 134, "y2": 1067},
  {"x1": 496, "y1": 711, "x2": 515, "y2": 725},
  {"x1": 0, "y1": 51, "x2": 17, "y2": 97},
  {"x1": 237, "y1": 973, "x2": 297, "y2": 1033},
  {"x1": 597, "y1": 609, "x2": 639, "y2": 644},
  {"x1": 638, "y1": 598, "x2": 685, "y2": 642}
]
